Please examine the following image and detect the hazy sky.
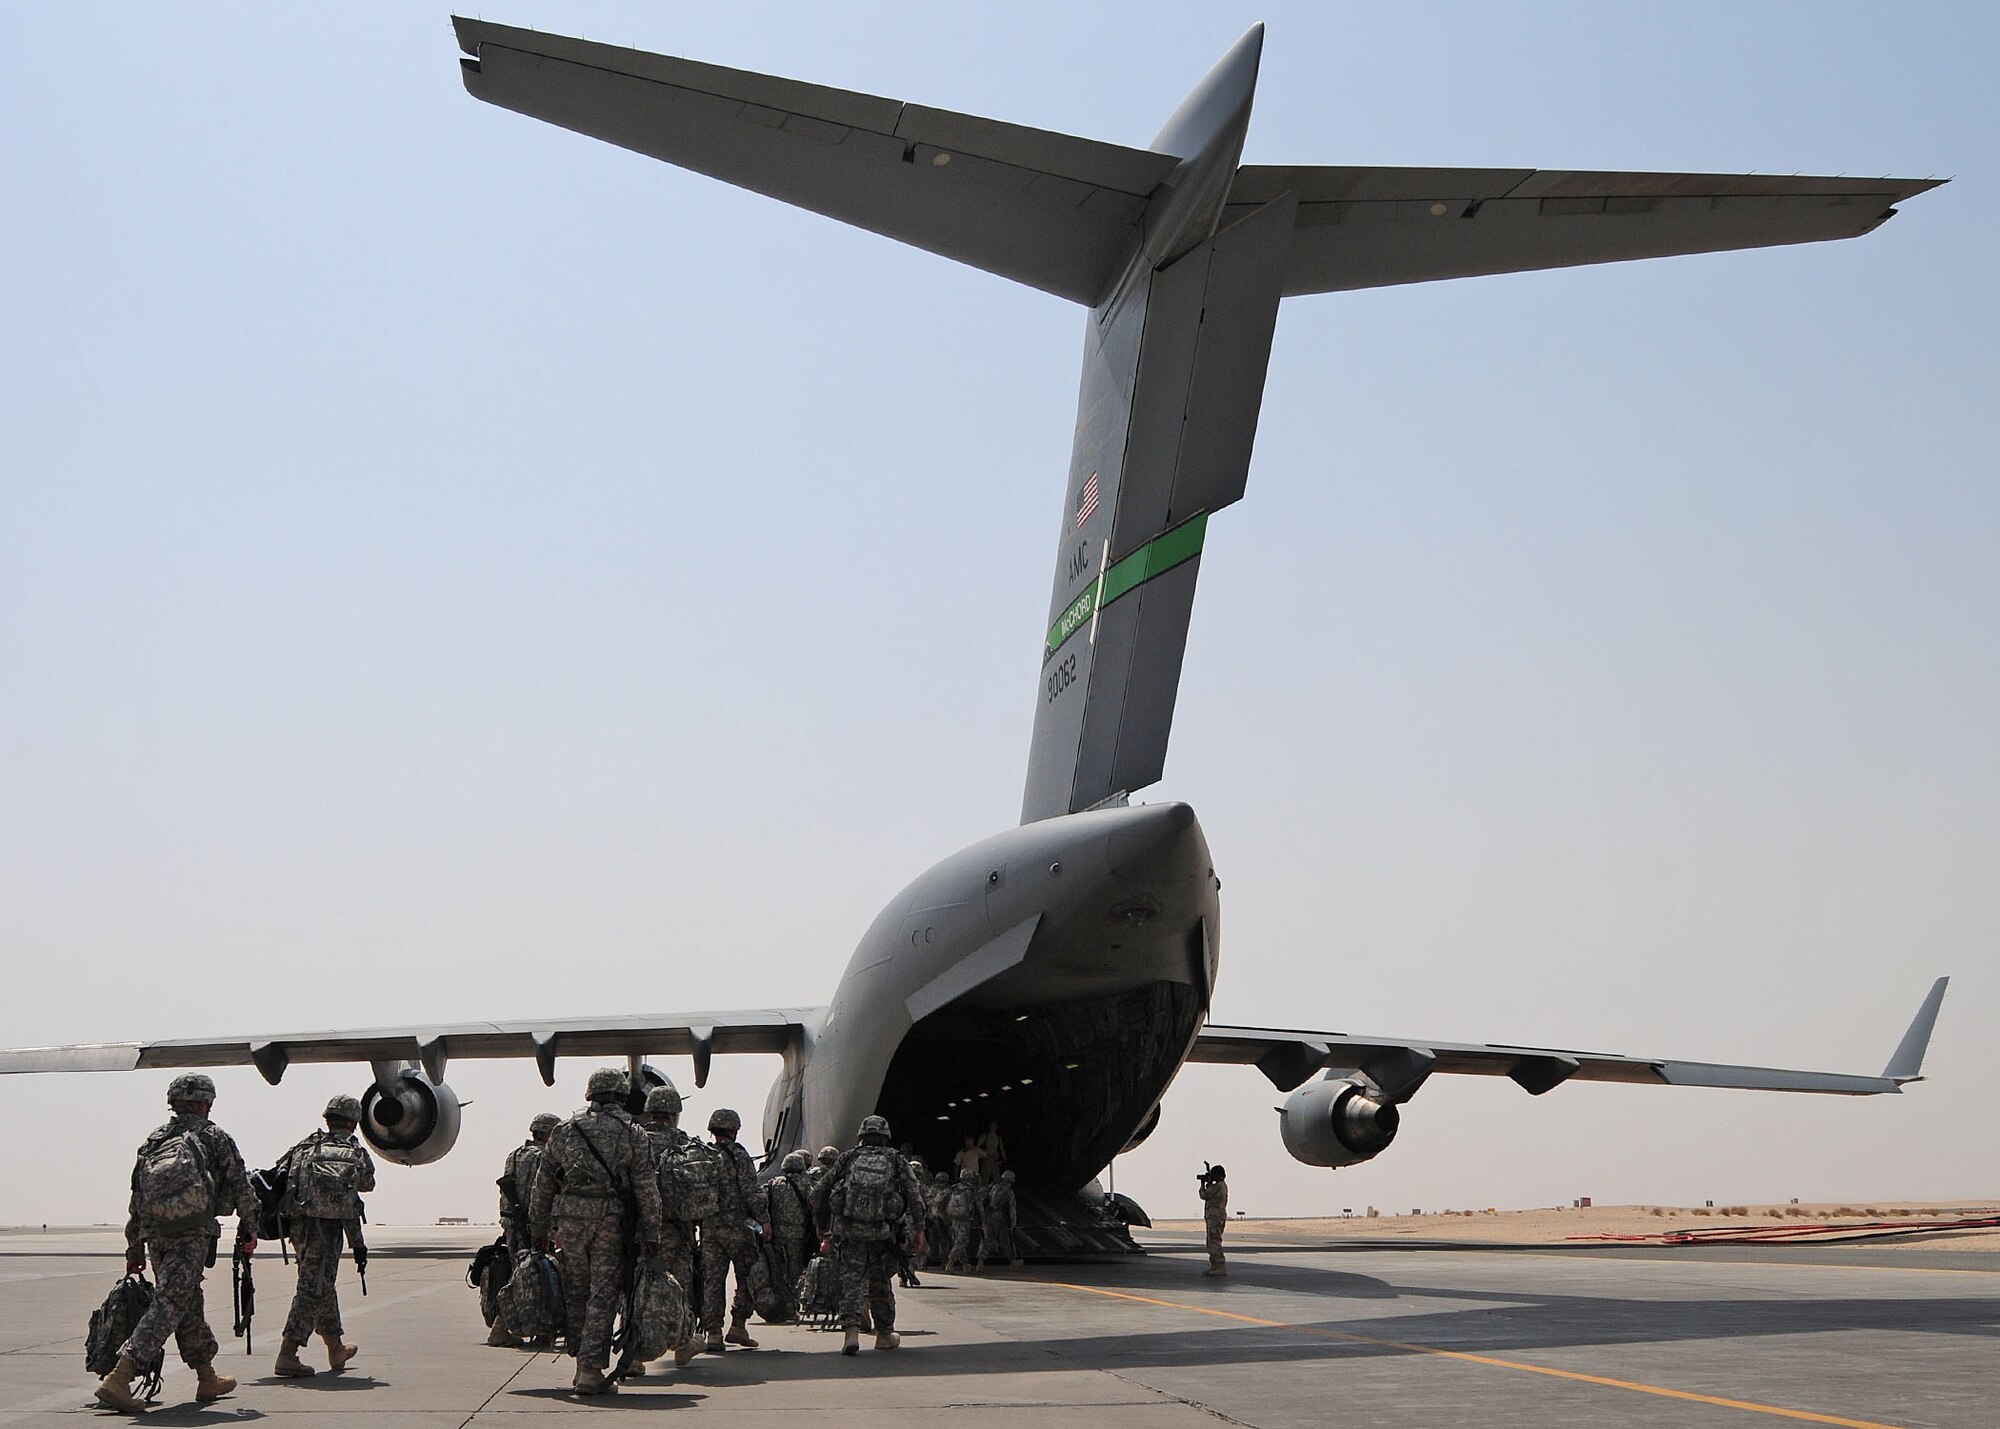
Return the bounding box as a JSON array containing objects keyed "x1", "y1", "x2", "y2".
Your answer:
[{"x1": 2, "y1": 2, "x2": 1993, "y2": 1228}]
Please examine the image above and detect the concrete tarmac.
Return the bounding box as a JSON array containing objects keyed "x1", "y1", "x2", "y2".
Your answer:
[{"x1": 3, "y1": 1228, "x2": 1993, "y2": 1426}]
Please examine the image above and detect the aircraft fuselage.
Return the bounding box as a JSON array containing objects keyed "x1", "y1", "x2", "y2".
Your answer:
[{"x1": 760, "y1": 800, "x2": 1216, "y2": 1187}]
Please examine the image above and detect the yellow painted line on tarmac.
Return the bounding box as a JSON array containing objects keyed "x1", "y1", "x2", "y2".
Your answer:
[{"x1": 1031, "y1": 1279, "x2": 1907, "y2": 1429}]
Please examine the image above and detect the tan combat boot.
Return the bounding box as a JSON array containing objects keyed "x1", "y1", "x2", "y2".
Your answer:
[
  {"x1": 93, "y1": 1355, "x2": 143, "y2": 1411},
  {"x1": 274, "y1": 1340, "x2": 317, "y2": 1377},
  {"x1": 703, "y1": 1329, "x2": 725, "y2": 1353},
  {"x1": 194, "y1": 1360, "x2": 238, "y2": 1402},
  {"x1": 875, "y1": 1329, "x2": 902, "y2": 1351},
  {"x1": 673, "y1": 1338, "x2": 699, "y2": 1367},
  {"x1": 322, "y1": 1333, "x2": 358, "y2": 1371},
  {"x1": 841, "y1": 1327, "x2": 861, "y2": 1356},
  {"x1": 485, "y1": 1321, "x2": 514, "y2": 1346},
  {"x1": 573, "y1": 1364, "x2": 613, "y2": 1395},
  {"x1": 724, "y1": 1317, "x2": 759, "y2": 1348}
]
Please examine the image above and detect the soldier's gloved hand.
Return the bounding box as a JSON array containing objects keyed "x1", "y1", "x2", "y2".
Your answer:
[
  {"x1": 237, "y1": 1234, "x2": 258, "y2": 1255},
  {"x1": 126, "y1": 1251, "x2": 146, "y2": 1274},
  {"x1": 761, "y1": 1220, "x2": 774, "y2": 1241}
]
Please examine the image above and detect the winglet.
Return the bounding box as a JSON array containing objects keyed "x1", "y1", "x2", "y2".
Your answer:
[{"x1": 1882, "y1": 977, "x2": 1950, "y2": 1083}]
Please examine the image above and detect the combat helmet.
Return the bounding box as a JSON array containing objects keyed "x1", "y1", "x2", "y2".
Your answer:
[
  {"x1": 707, "y1": 1107, "x2": 741, "y2": 1134},
  {"x1": 586, "y1": 1066, "x2": 630, "y2": 1102},
  {"x1": 644, "y1": 1085, "x2": 683, "y2": 1117},
  {"x1": 323, "y1": 1094, "x2": 363, "y2": 1124},
  {"x1": 529, "y1": 1113, "x2": 561, "y2": 1137},
  {"x1": 166, "y1": 1072, "x2": 216, "y2": 1105},
  {"x1": 857, "y1": 1113, "x2": 891, "y2": 1141},
  {"x1": 782, "y1": 1150, "x2": 810, "y2": 1173},
  {"x1": 817, "y1": 1145, "x2": 839, "y2": 1166}
]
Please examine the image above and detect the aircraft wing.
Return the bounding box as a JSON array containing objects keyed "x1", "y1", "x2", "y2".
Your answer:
[
  {"x1": 1222, "y1": 165, "x2": 1946, "y2": 297},
  {"x1": 1190, "y1": 977, "x2": 1949, "y2": 1100},
  {"x1": 0, "y1": 1008, "x2": 821, "y2": 1089},
  {"x1": 451, "y1": 18, "x2": 1177, "y2": 305}
]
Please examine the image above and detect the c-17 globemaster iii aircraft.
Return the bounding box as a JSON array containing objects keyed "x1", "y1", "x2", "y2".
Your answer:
[{"x1": 1, "y1": 20, "x2": 1949, "y2": 1248}]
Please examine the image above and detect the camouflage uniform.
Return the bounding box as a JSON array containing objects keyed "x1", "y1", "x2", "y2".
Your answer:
[
  {"x1": 640, "y1": 1113, "x2": 701, "y2": 1362},
  {"x1": 499, "y1": 1116, "x2": 556, "y2": 1254},
  {"x1": 923, "y1": 1172, "x2": 950, "y2": 1267},
  {"x1": 821, "y1": 1135, "x2": 924, "y2": 1337},
  {"x1": 1199, "y1": 1170, "x2": 1229, "y2": 1274},
  {"x1": 979, "y1": 1172, "x2": 1020, "y2": 1266},
  {"x1": 944, "y1": 1169, "x2": 981, "y2": 1271},
  {"x1": 120, "y1": 1109, "x2": 258, "y2": 1373},
  {"x1": 529, "y1": 1087, "x2": 665, "y2": 1377},
  {"x1": 766, "y1": 1155, "x2": 817, "y2": 1311},
  {"x1": 278, "y1": 1125, "x2": 377, "y2": 1347},
  {"x1": 697, "y1": 1124, "x2": 768, "y2": 1337}
]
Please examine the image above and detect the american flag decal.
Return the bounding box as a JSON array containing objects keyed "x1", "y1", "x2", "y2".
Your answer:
[{"x1": 1074, "y1": 470, "x2": 1100, "y2": 528}]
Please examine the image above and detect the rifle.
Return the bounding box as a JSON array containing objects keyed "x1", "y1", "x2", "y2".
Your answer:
[
  {"x1": 346, "y1": 1219, "x2": 368, "y2": 1296},
  {"x1": 231, "y1": 1244, "x2": 255, "y2": 1355}
]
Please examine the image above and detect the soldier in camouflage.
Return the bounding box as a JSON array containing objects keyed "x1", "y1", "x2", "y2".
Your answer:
[
  {"x1": 273, "y1": 1094, "x2": 376, "y2": 1378},
  {"x1": 635, "y1": 1083, "x2": 700, "y2": 1372},
  {"x1": 530, "y1": 1067, "x2": 665, "y2": 1397},
  {"x1": 895, "y1": 1153, "x2": 926, "y2": 1287},
  {"x1": 96, "y1": 1073, "x2": 258, "y2": 1413},
  {"x1": 944, "y1": 1167, "x2": 981, "y2": 1272},
  {"x1": 820, "y1": 1114, "x2": 924, "y2": 1355},
  {"x1": 697, "y1": 1107, "x2": 770, "y2": 1351},
  {"x1": 924, "y1": 1170, "x2": 950, "y2": 1269},
  {"x1": 978, "y1": 1169, "x2": 1022, "y2": 1268},
  {"x1": 487, "y1": 1112, "x2": 559, "y2": 1345},
  {"x1": 768, "y1": 1150, "x2": 817, "y2": 1314},
  {"x1": 1199, "y1": 1163, "x2": 1229, "y2": 1276},
  {"x1": 804, "y1": 1145, "x2": 839, "y2": 1206}
]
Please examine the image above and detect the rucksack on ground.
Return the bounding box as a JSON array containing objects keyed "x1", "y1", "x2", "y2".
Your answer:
[
  {"x1": 288, "y1": 1134, "x2": 367, "y2": 1220},
  {"x1": 797, "y1": 1254, "x2": 840, "y2": 1328},
  {"x1": 832, "y1": 1146, "x2": 904, "y2": 1228},
  {"x1": 657, "y1": 1138, "x2": 720, "y2": 1222},
  {"x1": 497, "y1": 1250, "x2": 565, "y2": 1346},
  {"x1": 86, "y1": 1275, "x2": 162, "y2": 1398},
  {"x1": 616, "y1": 1257, "x2": 689, "y2": 1366},
  {"x1": 133, "y1": 1130, "x2": 214, "y2": 1235}
]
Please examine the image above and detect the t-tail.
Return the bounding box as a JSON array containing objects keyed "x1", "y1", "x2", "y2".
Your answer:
[
  {"x1": 1020, "y1": 27, "x2": 1287, "y2": 822},
  {"x1": 452, "y1": 16, "x2": 1940, "y2": 822}
]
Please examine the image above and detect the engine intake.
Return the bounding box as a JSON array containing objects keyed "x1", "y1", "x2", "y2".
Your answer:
[
  {"x1": 360, "y1": 1069, "x2": 462, "y2": 1166},
  {"x1": 1279, "y1": 1075, "x2": 1399, "y2": 1169}
]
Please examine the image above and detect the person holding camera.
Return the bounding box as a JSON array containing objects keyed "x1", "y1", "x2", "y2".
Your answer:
[{"x1": 1197, "y1": 1163, "x2": 1229, "y2": 1277}]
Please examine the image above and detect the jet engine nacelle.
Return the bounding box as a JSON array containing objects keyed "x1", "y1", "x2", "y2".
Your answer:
[
  {"x1": 360, "y1": 1069, "x2": 462, "y2": 1166},
  {"x1": 1278, "y1": 1076, "x2": 1399, "y2": 1169}
]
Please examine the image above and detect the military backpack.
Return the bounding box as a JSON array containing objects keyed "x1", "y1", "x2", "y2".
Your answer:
[
  {"x1": 85, "y1": 1274, "x2": 162, "y2": 1398},
  {"x1": 832, "y1": 1145, "x2": 905, "y2": 1228},
  {"x1": 945, "y1": 1180, "x2": 979, "y2": 1220},
  {"x1": 497, "y1": 1249, "x2": 565, "y2": 1346},
  {"x1": 656, "y1": 1136, "x2": 721, "y2": 1222},
  {"x1": 797, "y1": 1253, "x2": 840, "y2": 1327},
  {"x1": 133, "y1": 1127, "x2": 215, "y2": 1236},
  {"x1": 468, "y1": 1233, "x2": 513, "y2": 1327},
  {"x1": 288, "y1": 1133, "x2": 368, "y2": 1220},
  {"x1": 616, "y1": 1256, "x2": 689, "y2": 1367}
]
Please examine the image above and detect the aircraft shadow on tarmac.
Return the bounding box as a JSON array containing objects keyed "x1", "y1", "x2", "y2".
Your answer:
[{"x1": 596, "y1": 1263, "x2": 2000, "y2": 1388}]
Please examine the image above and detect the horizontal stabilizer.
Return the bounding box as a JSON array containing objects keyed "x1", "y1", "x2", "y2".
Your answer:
[
  {"x1": 452, "y1": 18, "x2": 1175, "y2": 304},
  {"x1": 1223, "y1": 165, "x2": 1945, "y2": 296}
]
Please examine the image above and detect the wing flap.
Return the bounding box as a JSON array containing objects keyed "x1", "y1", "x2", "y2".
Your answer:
[
  {"x1": 1222, "y1": 164, "x2": 1944, "y2": 297},
  {"x1": 452, "y1": 18, "x2": 1174, "y2": 304}
]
